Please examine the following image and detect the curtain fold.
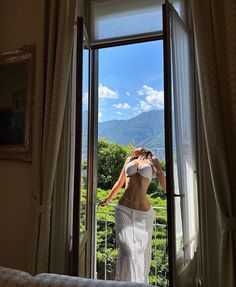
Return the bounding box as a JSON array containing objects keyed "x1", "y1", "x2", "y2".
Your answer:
[
  {"x1": 49, "y1": 71, "x2": 74, "y2": 274},
  {"x1": 28, "y1": 0, "x2": 76, "y2": 274},
  {"x1": 191, "y1": 1, "x2": 236, "y2": 286}
]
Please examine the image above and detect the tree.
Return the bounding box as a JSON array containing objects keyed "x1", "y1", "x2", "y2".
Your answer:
[{"x1": 97, "y1": 138, "x2": 134, "y2": 189}]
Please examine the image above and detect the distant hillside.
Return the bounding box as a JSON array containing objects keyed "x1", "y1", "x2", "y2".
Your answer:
[
  {"x1": 98, "y1": 110, "x2": 165, "y2": 159},
  {"x1": 82, "y1": 110, "x2": 166, "y2": 159},
  {"x1": 98, "y1": 110, "x2": 165, "y2": 148}
]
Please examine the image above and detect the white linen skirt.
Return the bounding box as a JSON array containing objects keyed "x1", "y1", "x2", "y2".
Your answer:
[{"x1": 115, "y1": 203, "x2": 155, "y2": 283}]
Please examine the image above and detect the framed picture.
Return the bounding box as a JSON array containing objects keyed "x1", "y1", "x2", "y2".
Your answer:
[{"x1": 0, "y1": 45, "x2": 35, "y2": 161}]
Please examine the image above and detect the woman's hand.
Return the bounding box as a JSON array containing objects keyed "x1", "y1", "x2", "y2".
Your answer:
[{"x1": 98, "y1": 198, "x2": 110, "y2": 207}]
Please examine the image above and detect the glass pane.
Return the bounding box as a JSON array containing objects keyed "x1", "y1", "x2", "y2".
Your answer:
[
  {"x1": 0, "y1": 63, "x2": 27, "y2": 145},
  {"x1": 80, "y1": 40, "x2": 89, "y2": 241},
  {"x1": 91, "y1": 0, "x2": 164, "y2": 42}
]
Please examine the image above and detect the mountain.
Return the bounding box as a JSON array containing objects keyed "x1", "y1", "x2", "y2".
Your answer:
[
  {"x1": 98, "y1": 110, "x2": 165, "y2": 158},
  {"x1": 82, "y1": 110, "x2": 165, "y2": 159}
]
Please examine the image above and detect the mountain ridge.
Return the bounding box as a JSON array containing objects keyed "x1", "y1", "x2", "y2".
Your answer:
[
  {"x1": 98, "y1": 110, "x2": 165, "y2": 149},
  {"x1": 82, "y1": 109, "x2": 165, "y2": 159}
]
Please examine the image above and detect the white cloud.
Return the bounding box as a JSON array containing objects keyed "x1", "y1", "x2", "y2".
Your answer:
[
  {"x1": 126, "y1": 91, "x2": 130, "y2": 96},
  {"x1": 132, "y1": 106, "x2": 140, "y2": 112},
  {"x1": 132, "y1": 106, "x2": 142, "y2": 116},
  {"x1": 116, "y1": 111, "x2": 122, "y2": 115},
  {"x1": 112, "y1": 102, "x2": 131, "y2": 109},
  {"x1": 99, "y1": 84, "x2": 119, "y2": 99},
  {"x1": 137, "y1": 85, "x2": 164, "y2": 110},
  {"x1": 139, "y1": 100, "x2": 152, "y2": 111}
]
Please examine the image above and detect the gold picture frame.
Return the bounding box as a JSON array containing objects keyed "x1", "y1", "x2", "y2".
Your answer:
[{"x1": 0, "y1": 45, "x2": 35, "y2": 161}]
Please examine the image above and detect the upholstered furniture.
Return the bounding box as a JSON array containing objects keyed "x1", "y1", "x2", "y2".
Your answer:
[
  {"x1": 0, "y1": 266, "x2": 32, "y2": 287},
  {"x1": 0, "y1": 266, "x2": 155, "y2": 287}
]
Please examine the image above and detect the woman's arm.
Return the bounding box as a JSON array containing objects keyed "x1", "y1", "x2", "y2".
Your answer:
[
  {"x1": 99, "y1": 157, "x2": 131, "y2": 206},
  {"x1": 153, "y1": 157, "x2": 166, "y2": 193}
]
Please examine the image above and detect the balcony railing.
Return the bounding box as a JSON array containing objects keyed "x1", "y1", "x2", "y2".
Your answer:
[{"x1": 96, "y1": 203, "x2": 168, "y2": 287}]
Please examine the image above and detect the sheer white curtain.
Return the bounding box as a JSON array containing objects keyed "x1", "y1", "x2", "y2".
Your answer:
[{"x1": 171, "y1": 8, "x2": 198, "y2": 263}]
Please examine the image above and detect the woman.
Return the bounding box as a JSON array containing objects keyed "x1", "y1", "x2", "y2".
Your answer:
[{"x1": 99, "y1": 147, "x2": 166, "y2": 283}]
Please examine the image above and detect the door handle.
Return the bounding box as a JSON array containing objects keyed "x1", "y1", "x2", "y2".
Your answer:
[{"x1": 174, "y1": 194, "x2": 185, "y2": 197}]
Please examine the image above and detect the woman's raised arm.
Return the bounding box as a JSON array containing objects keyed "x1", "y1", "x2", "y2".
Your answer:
[{"x1": 153, "y1": 157, "x2": 166, "y2": 193}]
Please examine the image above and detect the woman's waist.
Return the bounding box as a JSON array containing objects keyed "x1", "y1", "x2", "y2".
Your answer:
[
  {"x1": 126, "y1": 173, "x2": 151, "y2": 186},
  {"x1": 121, "y1": 193, "x2": 148, "y2": 203},
  {"x1": 116, "y1": 202, "x2": 154, "y2": 215},
  {"x1": 118, "y1": 192, "x2": 150, "y2": 211},
  {"x1": 122, "y1": 187, "x2": 148, "y2": 201}
]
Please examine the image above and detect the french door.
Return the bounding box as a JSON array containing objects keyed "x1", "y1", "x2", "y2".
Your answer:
[
  {"x1": 163, "y1": 2, "x2": 198, "y2": 286},
  {"x1": 72, "y1": 3, "x2": 198, "y2": 286},
  {"x1": 71, "y1": 16, "x2": 98, "y2": 278}
]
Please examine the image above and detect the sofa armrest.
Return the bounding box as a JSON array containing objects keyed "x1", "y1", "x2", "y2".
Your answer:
[
  {"x1": 30, "y1": 273, "x2": 155, "y2": 287},
  {"x1": 0, "y1": 266, "x2": 33, "y2": 287}
]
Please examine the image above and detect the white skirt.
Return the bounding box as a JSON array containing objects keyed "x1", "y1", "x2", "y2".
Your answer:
[{"x1": 115, "y1": 203, "x2": 155, "y2": 283}]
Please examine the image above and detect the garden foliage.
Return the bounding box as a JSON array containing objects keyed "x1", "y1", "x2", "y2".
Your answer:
[{"x1": 81, "y1": 139, "x2": 168, "y2": 286}]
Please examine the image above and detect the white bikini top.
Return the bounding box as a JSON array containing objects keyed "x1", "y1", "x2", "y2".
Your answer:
[{"x1": 125, "y1": 160, "x2": 154, "y2": 182}]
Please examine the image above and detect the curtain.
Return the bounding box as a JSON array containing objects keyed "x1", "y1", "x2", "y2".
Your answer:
[
  {"x1": 171, "y1": 8, "x2": 198, "y2": 263},
  {"x1": 49, "y1": 70, "x2": 74, "y2": 274},
  {"x1": 191, "y1": 1, "x2": 236, "y2": 286},
  {"x1": 28, "y1": 0, "x2": 76, "y2": 274},
  {"x1": 196, "y1": 95, "x2": 220, "y2": 287}
]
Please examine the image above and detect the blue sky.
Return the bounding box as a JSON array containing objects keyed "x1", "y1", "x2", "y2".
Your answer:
[{"x1": 83, "y1": 40, "x2": 164, "y2": 122}]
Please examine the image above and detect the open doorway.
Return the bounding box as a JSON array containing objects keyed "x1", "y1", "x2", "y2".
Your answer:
[
  {"x1": 74, "y1": 3, "x2": 198, "y2": 286},
  {"x1": 95, "y1": 40, "x2": 168, "y2": 287}
]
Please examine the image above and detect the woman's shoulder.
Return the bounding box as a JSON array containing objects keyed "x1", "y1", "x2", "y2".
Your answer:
[
  {"x1": 124, "y1": 156, "x2": 136, "y2": 165},
  {"x1": 125, "y1": 156, "x2": 132, "y2": 163}
]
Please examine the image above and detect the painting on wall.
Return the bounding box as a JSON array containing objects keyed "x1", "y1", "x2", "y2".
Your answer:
[{"x1": 0, "y1": 45, "x2": 35, "y2": 161}]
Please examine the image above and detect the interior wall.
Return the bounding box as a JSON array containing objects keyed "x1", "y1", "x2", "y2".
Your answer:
[{"x1": 0, "y1": 0, "x2": 39, "y2": 271}]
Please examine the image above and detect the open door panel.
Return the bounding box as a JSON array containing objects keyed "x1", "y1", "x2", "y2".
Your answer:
[{"x1": 163, "y1": 2, "x2": 198, "y2": 286}]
